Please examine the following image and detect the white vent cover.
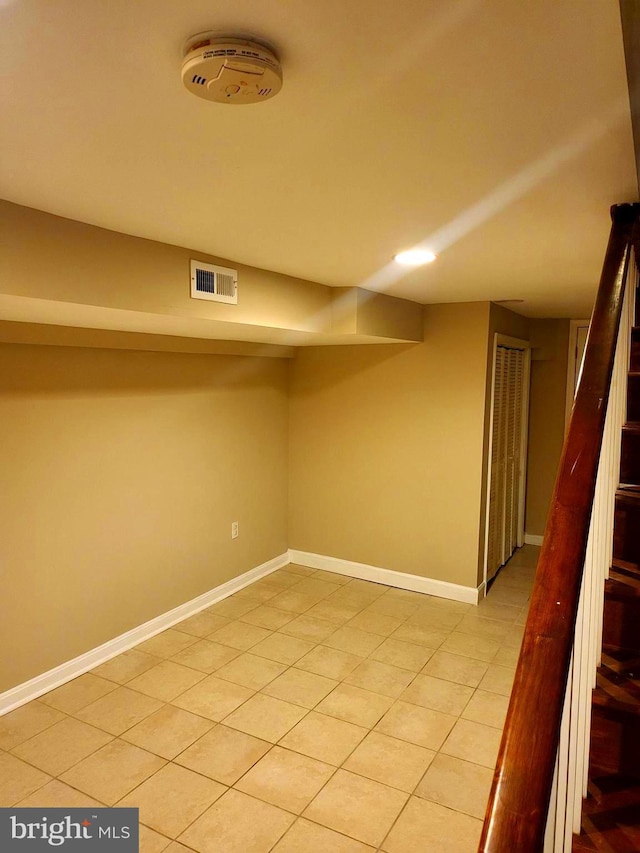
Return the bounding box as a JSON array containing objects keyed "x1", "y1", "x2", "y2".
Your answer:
[{"x1": 190, "y1": 260, "x2": 238, "y2": 304}]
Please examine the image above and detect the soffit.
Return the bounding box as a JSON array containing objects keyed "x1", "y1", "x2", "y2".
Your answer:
[{"x1": 0, "y1": 0, "x2": 637, "y2": 317}]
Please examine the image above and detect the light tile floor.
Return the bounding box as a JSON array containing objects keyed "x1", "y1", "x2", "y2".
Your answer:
[{"x1": 0, "y1": 546, "x2": 538, "y2": 853}]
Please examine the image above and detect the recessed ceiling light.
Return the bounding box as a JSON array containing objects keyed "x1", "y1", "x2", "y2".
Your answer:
[{"x1": 393, "y1": 248, "x2": 437, "y2": 266}]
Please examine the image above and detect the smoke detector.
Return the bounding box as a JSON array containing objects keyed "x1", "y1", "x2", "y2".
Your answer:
[{"x1": 182, "y1": 34, "x2": 282, "y2": 104}]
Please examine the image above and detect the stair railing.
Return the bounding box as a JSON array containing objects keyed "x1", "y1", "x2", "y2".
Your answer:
[{"x1": 478, "y1": 203, "x2": 639, "y2": 853}]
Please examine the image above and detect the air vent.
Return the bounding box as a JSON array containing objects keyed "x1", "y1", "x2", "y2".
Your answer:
[{"x1": 190, "y1": 260, "x2": 238, "y2": 304}]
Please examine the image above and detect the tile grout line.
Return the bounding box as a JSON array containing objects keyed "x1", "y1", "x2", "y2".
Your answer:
[{"x1": 3, "y1": 558, "x2": 529, "y2": 850}]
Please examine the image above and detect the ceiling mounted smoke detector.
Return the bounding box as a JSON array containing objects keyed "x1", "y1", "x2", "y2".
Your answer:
[{"x1": 182, "y1": 34, "x2": 282, "y2": 104}]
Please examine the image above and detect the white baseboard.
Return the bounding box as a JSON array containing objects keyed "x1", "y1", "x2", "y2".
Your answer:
[
  {"x1": 288, "y1": 550, "x2": 481, "y2": 605},
  {"x1": 0, "y1": 552, "x2": 288, "y2": 717},
  {"x1": 524, "y1": 533, "x2": 544, "y2": 546}
]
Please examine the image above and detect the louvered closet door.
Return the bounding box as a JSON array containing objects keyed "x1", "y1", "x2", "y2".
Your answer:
[
  {"x1": 505, "y1": 348, "x2": 525, "y2": 558},
  {"x1": 509, "y1": 349, "x2": 524, "y2": 550},
  {"x1": 487, "y1": 345, "x2": 525, "y2": 581},
  {"x1": 488, "y1": 348, "x2": 507, "y2": 579}
]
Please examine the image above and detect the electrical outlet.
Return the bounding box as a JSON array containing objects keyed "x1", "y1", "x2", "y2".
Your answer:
[{"x1": 231, "y1": 521, "x2": 239, "y2": 539}]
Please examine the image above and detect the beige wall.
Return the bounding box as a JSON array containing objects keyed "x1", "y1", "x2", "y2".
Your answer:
[
  {"x1": 0, "y1": 202, "x2": 422, "y2": 345},
  {"x1": 0, "y1": 203, "x2": 573, "y2": 695},
  {"x1": 288, "y1": 302, "x2": 491, "y2": 589},
  {"x1": 0, "y1": 201, "x2": 331, "y2": 332},
  {"x1": 525, "y1": 319, "x2": 570, "y2": 535},
  {"x1": 0, "y1": 320, "x2": 295, "y2": 359},
  {"x1": 0, "y1": 343, "x2": 289, "y2": 692}
]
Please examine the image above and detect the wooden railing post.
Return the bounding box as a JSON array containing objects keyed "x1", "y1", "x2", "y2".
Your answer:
[{"x1": 478, "y1": 203, "x2": 639, "y2": 853}]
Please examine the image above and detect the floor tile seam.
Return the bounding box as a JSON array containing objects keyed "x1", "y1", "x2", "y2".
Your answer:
[
  {"x1": 413, "y1": 744, "x2": 502, "y2": 805},
  {"x1": 173, "y1": 785, "x2": 294, "y2": 849},
  {"x1": 139, "y1": 824, "x2": 174, "y2": 851},
  {"x1": 267, "y1": 707, "x2": 369, "y2": 772},
  {"x1": 369, "y1": 699, "x2": 457, "y2": 753},
  {"x1": 254, "y1": 664, "x2": 338, "y2": 708},
  {"x1": 377, "y1": 788, "x2": 483, "y2": 853},
  {"x1": 1, "y1": 717, "x2": 468, "y2": 819},
  {"x1": 237, "y1": 610, "x2": 299, "y2": 630},
  {"x1": 341, "y1": 668, "x2": 420, "y2": 702},
  {"x1": 45, "y1": 762, "x2": 116, "y2": 804},
  {"x1": 212, "y1": 656, "x2": 290, "y2": 693},
  {"x1": 12, "y1": 772, "x2": 110, "y2": 809},
  {"x1": 444, "y1": 642, "x2": 504, "y2": 667},
  {"x1": 437, "y1": 739, "x2": 501, "y2": 772},
  {"x1": 163, "y1": 652, "x2": 244, "y2": 677},
  {"x1": 306, "y1": 686, "x2": 395, "y2": 729},
  {"x1": 400, "y1": 663, "x2": 479, "y2": 699},
  {"x1": 140, "y1": 633, "x2": 201, "y2": 656},
  {"x1": 294, "y1": 639, "x2": 370, "y2": 668},
  {"x1": 113, "y1": 765, "x2": 229, "y2": 843},
  {"x1": 54, "y1": 739, "x2": 171, "y2": 804},
  {"x1": 395, "y1": 677, "x2": 481, "y2": 720},
  {"x1": 68, "y1": 699, "x2": 171, "y2": 739},
  {"x1": 235, "y1": 593, "x2": 282, "y2": 607},
  {"x1": 133, "y1": 646, "x2": 199, "y2": 665},
  {"x1": 127, "y1": 660, "x2": 222, "y2": 698},
  {"x1": 285, "y1": 582, "x2": 343, "y2": 601},
  {"x1": 287, "y1": 585, "x2": 342, "y2": 601},
  {"x1": 267, "y1": 600, "x2": 320, "y2": 616},
  {"x1": 274, "y1": 814, "x2": 377, "y2": 853},
  {"x1": 215, "y1": 689, "x2": 316, "y2": 744},
  {"x1": 454, "y1": 623, "x2": 512, "y2": 643},
  {"x1": 39, "y1": 687, "x2": 121, "y2": 717},
  {"x1": 120, "y1": 703, "x2": 217, "y2": 742},
  {"x1": 410, "y1": 777, "x2": 492, "y2": 820},
  {"x1": 346, "y1": 720, "x2": 447, "y2": 793},
  {"x1": 9, "y1": 726, "x2": 117, "y2": 777},
  {"x1": 0, "y1": 706, "x2": 74, "y2": 752},
  {"x1": 6, "y1": 684, "x2": 500, "y2": 800},
  {"x1": 341, "y1": 621, "x2": 411, "y2": 639},
  {"x1": 368, "y1": 787, "x2": 417, "y2": 852},
  {"x1": 387, "y1": 625, "x2": 450, "y2": 649},
  {"x1": 1, "y1": 763, "x2": 46, "y2": 806},
  {"x1": 366, "y1": 651, "x2": 440, "y2": 675},
  {"x1": 166, "y1": 679, "x2": 260, "y2": 722},
  {"x1": 3, "y1": 741, "x2": 55, "y2": 770},
  {"x1": 278, "y1": 604, "x2": 336, "y2": 631},
  {"x1": 199, "y1": 630, "x2": 277, "y2": 654},
  {"x1": 357, "y1": 601, "x2": 441, "y2": 627},
  {"x1": 230, "y1": 745, "x2": 341, "y2": 818},
  {"x1": 125, "y1": 674, "x2": 211, "y2": 704},
  {"x1": 126, "y1": 752, "x2": 232, "y2": 796},
  {"x1": 8, "y1": 569, "x2": 529, "y2": 812},
  {"x1": 50, "y1": 724, "x2": 172, "y2": 784},
  {"x1": 298, "y1": 774, "x2": 410, "y2": 849},
  {"x1": 170, "y1": 721, "x2": 279, "y2": 784},
  {"x1": 232, "y1": 641, "x2": 317, "y2": 669}
]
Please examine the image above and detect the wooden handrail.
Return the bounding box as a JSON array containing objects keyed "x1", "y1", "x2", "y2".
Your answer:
[{"x1": 479, "y1": 203, "x2": 639, "y2": 852}]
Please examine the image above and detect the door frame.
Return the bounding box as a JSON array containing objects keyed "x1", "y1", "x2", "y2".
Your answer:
[
  {"x1": 565, "y1": 319, "x2": 590, "y2": 430},
  {"x1": 482, "y1": 333, "x2": 532, "y2": 594}
]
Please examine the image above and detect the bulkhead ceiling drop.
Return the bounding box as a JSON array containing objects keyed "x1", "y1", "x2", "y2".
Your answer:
[{"x1": 182, "y1": 34, "x2": 282, "y2": 104}]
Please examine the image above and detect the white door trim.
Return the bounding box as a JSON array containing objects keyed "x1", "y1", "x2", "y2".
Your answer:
[{"x1": 565, "y1": 319, "x2": 591, "y2": 430}]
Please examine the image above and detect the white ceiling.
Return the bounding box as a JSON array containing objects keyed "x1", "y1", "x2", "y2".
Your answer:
[{"x1": 1, "y1": 0, "x2": 637, "y2": 317}]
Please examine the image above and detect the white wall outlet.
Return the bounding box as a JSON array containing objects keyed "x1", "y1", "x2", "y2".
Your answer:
[{"x1": 231, "y1": 521, "x2": 239, "y2": 539}]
